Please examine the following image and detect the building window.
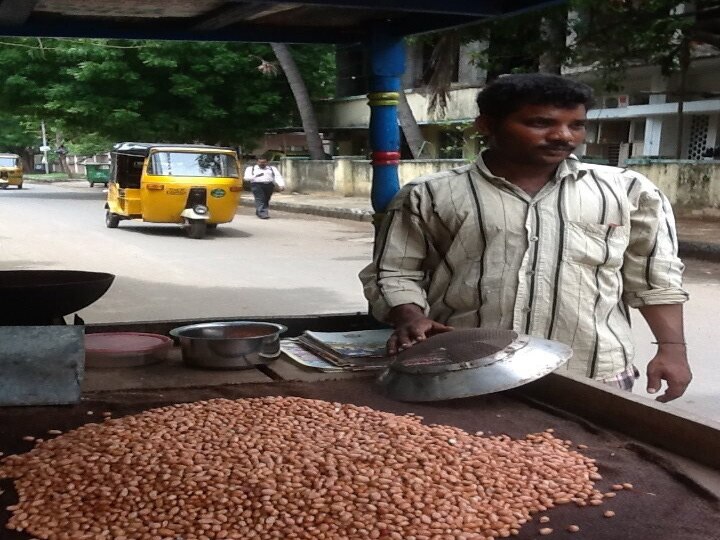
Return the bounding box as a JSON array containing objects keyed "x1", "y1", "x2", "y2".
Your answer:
[{"x1": 688, "y1": 115, "x2": 710, "y2": 160}]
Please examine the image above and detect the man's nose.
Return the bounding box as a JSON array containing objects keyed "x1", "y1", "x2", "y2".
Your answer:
[{"x1": 549, "y1": 125, "x2": 575, "y2": 142}]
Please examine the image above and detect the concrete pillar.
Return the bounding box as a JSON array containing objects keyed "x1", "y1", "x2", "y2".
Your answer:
[
  {"x1": 706, "y1": 113, "x2": 719, "y2": 150},
  {"x1": 278, "y1": 158, "x2": 296, "y2": 192},
  {"x1": 333, "y1": 156, "x2": 354, "y2": 196},
  {"x1": 643, "y1": 93, "x2": 667, "y2": 157}
]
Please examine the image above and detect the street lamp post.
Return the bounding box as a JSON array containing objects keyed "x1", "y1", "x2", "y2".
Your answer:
[{"x1": 40, "y1": 120, "x2": 50, "y2": 174}]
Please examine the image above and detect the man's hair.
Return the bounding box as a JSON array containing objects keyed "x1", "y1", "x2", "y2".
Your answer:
[{"x1": 476, "y1": 73, "x2": 594, "y2": 119}]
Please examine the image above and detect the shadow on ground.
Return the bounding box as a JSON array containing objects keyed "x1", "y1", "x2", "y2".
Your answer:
[
  {"x1": 114, "y1": 224, "x2": 252, "y2": 239},
  {"x1": 0, "y1": 188, "x2": 105, "y2": 201},
  {"x1": 78, "y1": 276, "x2": 364, "y2": 324}
]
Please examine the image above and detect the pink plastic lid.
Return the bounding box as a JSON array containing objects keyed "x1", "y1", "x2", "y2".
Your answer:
[
  {"x1": 86, "y1": 332, "x2": 172, "y2": 354},
  {"x1": 85, "y1": 332, "x2": 173, "y2": 368}
]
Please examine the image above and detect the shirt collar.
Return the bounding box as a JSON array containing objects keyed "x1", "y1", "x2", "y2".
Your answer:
[{"x1": 475, "y1": 151, "x2": 587, "y2": 184}]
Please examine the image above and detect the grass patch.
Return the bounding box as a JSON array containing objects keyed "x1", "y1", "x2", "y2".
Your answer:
[{"x1": 23, "y1": 173, "x2": 75, "y2": 182}]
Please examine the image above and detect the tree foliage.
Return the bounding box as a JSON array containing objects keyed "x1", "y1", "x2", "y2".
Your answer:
[
  {"x1": 451, "y1": 0, "x2": 719, "y2": 91},
  {"x1": 569, "y1": 0, "x2": 720, "y2": 90},
  {"x1": 0, "y1": 38, "x2": 335, "y2": 154}
]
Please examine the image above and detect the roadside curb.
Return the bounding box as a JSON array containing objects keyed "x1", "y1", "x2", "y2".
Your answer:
[
  {"x1": 241, "y1": 197, "x2": 720, "y2": 261},
  {"x1": 678, "y1": 241, "x2": 720, "y2": 263},
  {"x1": 239, "y1": 198, "x2": 373, "y2": 222},
  {"x1": 25, "y1": 183, "x2": 720, "y2": 260},
  {"x1": 24, "y1": 179, "x2": 83, "y2": 185}
]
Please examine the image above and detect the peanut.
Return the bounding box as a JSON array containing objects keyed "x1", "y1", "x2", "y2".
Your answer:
[{"x1": 0, "y1": 397, "x2": 609, "y2": 539}]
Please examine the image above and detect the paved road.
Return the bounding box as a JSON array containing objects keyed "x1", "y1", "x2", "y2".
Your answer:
[
  {"x1": 2, "y1": 182, "x2": 719, "y2": 422},
  {"x1": 0, "y1": 183, "x2": 374, "y2": 322}
]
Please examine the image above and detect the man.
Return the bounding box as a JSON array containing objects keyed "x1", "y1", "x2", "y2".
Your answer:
[
  {"x1": 360, "y1": 73, "x2": 692, "y2": 402},
  {"x1": 243, "y1": 157, "x2": 285, "y2": 219}
]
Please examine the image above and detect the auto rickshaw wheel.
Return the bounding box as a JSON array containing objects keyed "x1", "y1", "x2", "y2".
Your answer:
[
  {"x1": 207, "y1": 223, "x2": 218, "y2": 230},
  {"x1": 105, "y1": 211, "x2": 120, "y2": 229},
  {"x1": 187, "y1": 219, "x2": 207, "y2": 239},
  {"x1": 17, "y1": 183, "x2": 22, "y2": 189}
]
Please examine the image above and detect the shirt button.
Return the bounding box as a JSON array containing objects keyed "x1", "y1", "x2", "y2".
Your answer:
[
  {"x1": 522, "y1": 307, "x2": 531, "y2": 313},
  {"x1": 526, "y1": 270, "x2": 535, "y2": 276},
  {"x1": 530, "y1": 236, "x2": 539, "y2": 242}
]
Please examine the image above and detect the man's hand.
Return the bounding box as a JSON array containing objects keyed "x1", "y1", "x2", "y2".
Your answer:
[
  {"x1": 386, "y1": 304, "x2": 453, "y2": 355},
  {"x1": 646, "y1": 344, "x2": 692, "y2": 402},
  {"x1": 638, "y1": 304, "x2": 691, "y2": 402}
]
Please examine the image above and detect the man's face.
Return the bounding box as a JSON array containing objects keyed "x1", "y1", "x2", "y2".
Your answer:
[
  {"x1": 258, "y1": 159, "x2": 268, "y2": 168},
  {"x1": 476, "y1": 103, "x2": 587, "y2": 166}
]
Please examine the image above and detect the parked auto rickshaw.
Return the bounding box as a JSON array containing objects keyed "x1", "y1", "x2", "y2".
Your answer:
[
  {"x1": 105, "y1": 143, "x2": 242, "y2": 239},
  {"x1": 0, "y1": 153, "x2": 23, "y2": 189}
]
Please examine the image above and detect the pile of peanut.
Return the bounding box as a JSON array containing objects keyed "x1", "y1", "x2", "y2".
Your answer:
[{"x1": 1, "y1": 397, "x2": 608, "y2": 540}]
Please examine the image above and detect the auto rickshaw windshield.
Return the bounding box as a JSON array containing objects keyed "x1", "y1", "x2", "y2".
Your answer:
[
  {"x1": 0, "y1": 157, "x2": 19, "y2": 167},
  {"x1": 147, "y1": 152, "x2": 239, "y2": 178}
]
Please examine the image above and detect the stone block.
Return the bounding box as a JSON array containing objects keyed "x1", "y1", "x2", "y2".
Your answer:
[{"x1": 0, "y1": 326, "x2": 84, "y2": 406}]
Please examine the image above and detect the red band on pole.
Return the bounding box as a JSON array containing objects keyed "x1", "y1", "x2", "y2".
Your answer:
[{"x1": 371, "y1": 151, "x2": 401, "y2": 165}]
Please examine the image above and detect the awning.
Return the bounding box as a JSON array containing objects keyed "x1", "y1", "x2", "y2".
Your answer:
[{"x1": 0, "y1": 0, "x2": 564, "y2": 42}]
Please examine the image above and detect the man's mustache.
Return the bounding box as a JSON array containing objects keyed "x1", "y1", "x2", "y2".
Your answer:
[{"x1": 539, "y1": 144, "x2": 575, "y2": 151}]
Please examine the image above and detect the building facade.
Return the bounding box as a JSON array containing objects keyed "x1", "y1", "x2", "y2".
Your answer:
[
  {"x1": 308, "y1": 19, "x2": 720, "y2": 167},
  {"x1": 573, "y1": 52, "x2": 720, "y2": 166}
]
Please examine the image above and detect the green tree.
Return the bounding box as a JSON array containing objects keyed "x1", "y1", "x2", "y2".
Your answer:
[
  {"x1": 570, "y1": 1, "x2": 720, "y2": 157},
  {"x1": 0, "y1": 38, "x2": 335, "y2": 153},
  {"x1": 0, "y1": 113, "x2": 39, "y2": 170}
]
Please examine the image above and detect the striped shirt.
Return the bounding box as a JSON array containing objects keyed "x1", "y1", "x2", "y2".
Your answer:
[{"x1": 359, "y1": 154, "x2": 688, "y2": 380}]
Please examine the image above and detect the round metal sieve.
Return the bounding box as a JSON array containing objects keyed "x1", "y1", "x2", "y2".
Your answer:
[{"x1": 376, "y1": 328, "x2": 572, "y2": 402}]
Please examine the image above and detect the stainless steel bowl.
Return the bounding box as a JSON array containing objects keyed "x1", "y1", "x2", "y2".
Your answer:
[{"x1": 169, "y1": 321, "x2": 288, "y2": 370}]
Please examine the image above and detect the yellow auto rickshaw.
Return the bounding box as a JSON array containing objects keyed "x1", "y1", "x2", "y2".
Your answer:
[
  {"x1": 0, "y1": 153, "x2": 23, "y2": 189},
  {"x1": 105, "y1": 143, "x2": 242, "y2": 239}
]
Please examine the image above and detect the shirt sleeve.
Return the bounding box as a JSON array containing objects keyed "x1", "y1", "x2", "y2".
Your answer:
[
  {"x1": 359, "y1": 184, "x2": 430, "y2": 323},
  {"x1": 271, "y1": 167, "x2": 285, "y2": 188},
  {"x1": 243, "y1": 166, "x2": 255, "y2": 182},
  {"x1": 621, "y1": 172, "x2": 689, "y2": 308}
]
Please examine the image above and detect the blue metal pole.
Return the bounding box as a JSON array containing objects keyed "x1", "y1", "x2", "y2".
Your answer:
[{"x1": 368, "y1": 28, "x2": 405, "y2": 220}]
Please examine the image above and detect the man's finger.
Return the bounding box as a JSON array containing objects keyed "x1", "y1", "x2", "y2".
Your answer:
[
  {"x1": 387, "y1": 332, "x2": 411, "y2": 354},
  {"x1": 646, "y1": 369, "x2": 662, "y2": 395},
  {"x1": 394, "y1": 328, "x2": 418, "y2": 352},
  {"x1": 424, "y1": 323, "x2": 453, "y2": 338},
  {"x1": 408, "y1": 326, "x2": 429, "y2": 343},
  {"x1": 386, "y1": 334, "x2": 399, "y2": 355},
  {"x1": 656, "y1": 380, "x2": 690, "y2": 403}
]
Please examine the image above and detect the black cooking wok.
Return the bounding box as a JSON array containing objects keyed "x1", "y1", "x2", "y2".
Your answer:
[{"x1": 0, "y1": 270, "x2": 115, "y2": 325}]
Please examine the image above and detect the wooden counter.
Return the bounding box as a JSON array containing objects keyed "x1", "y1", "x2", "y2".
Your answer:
[{"x1": 2, "y1": 354, "x2": 719, "y2": 540}]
